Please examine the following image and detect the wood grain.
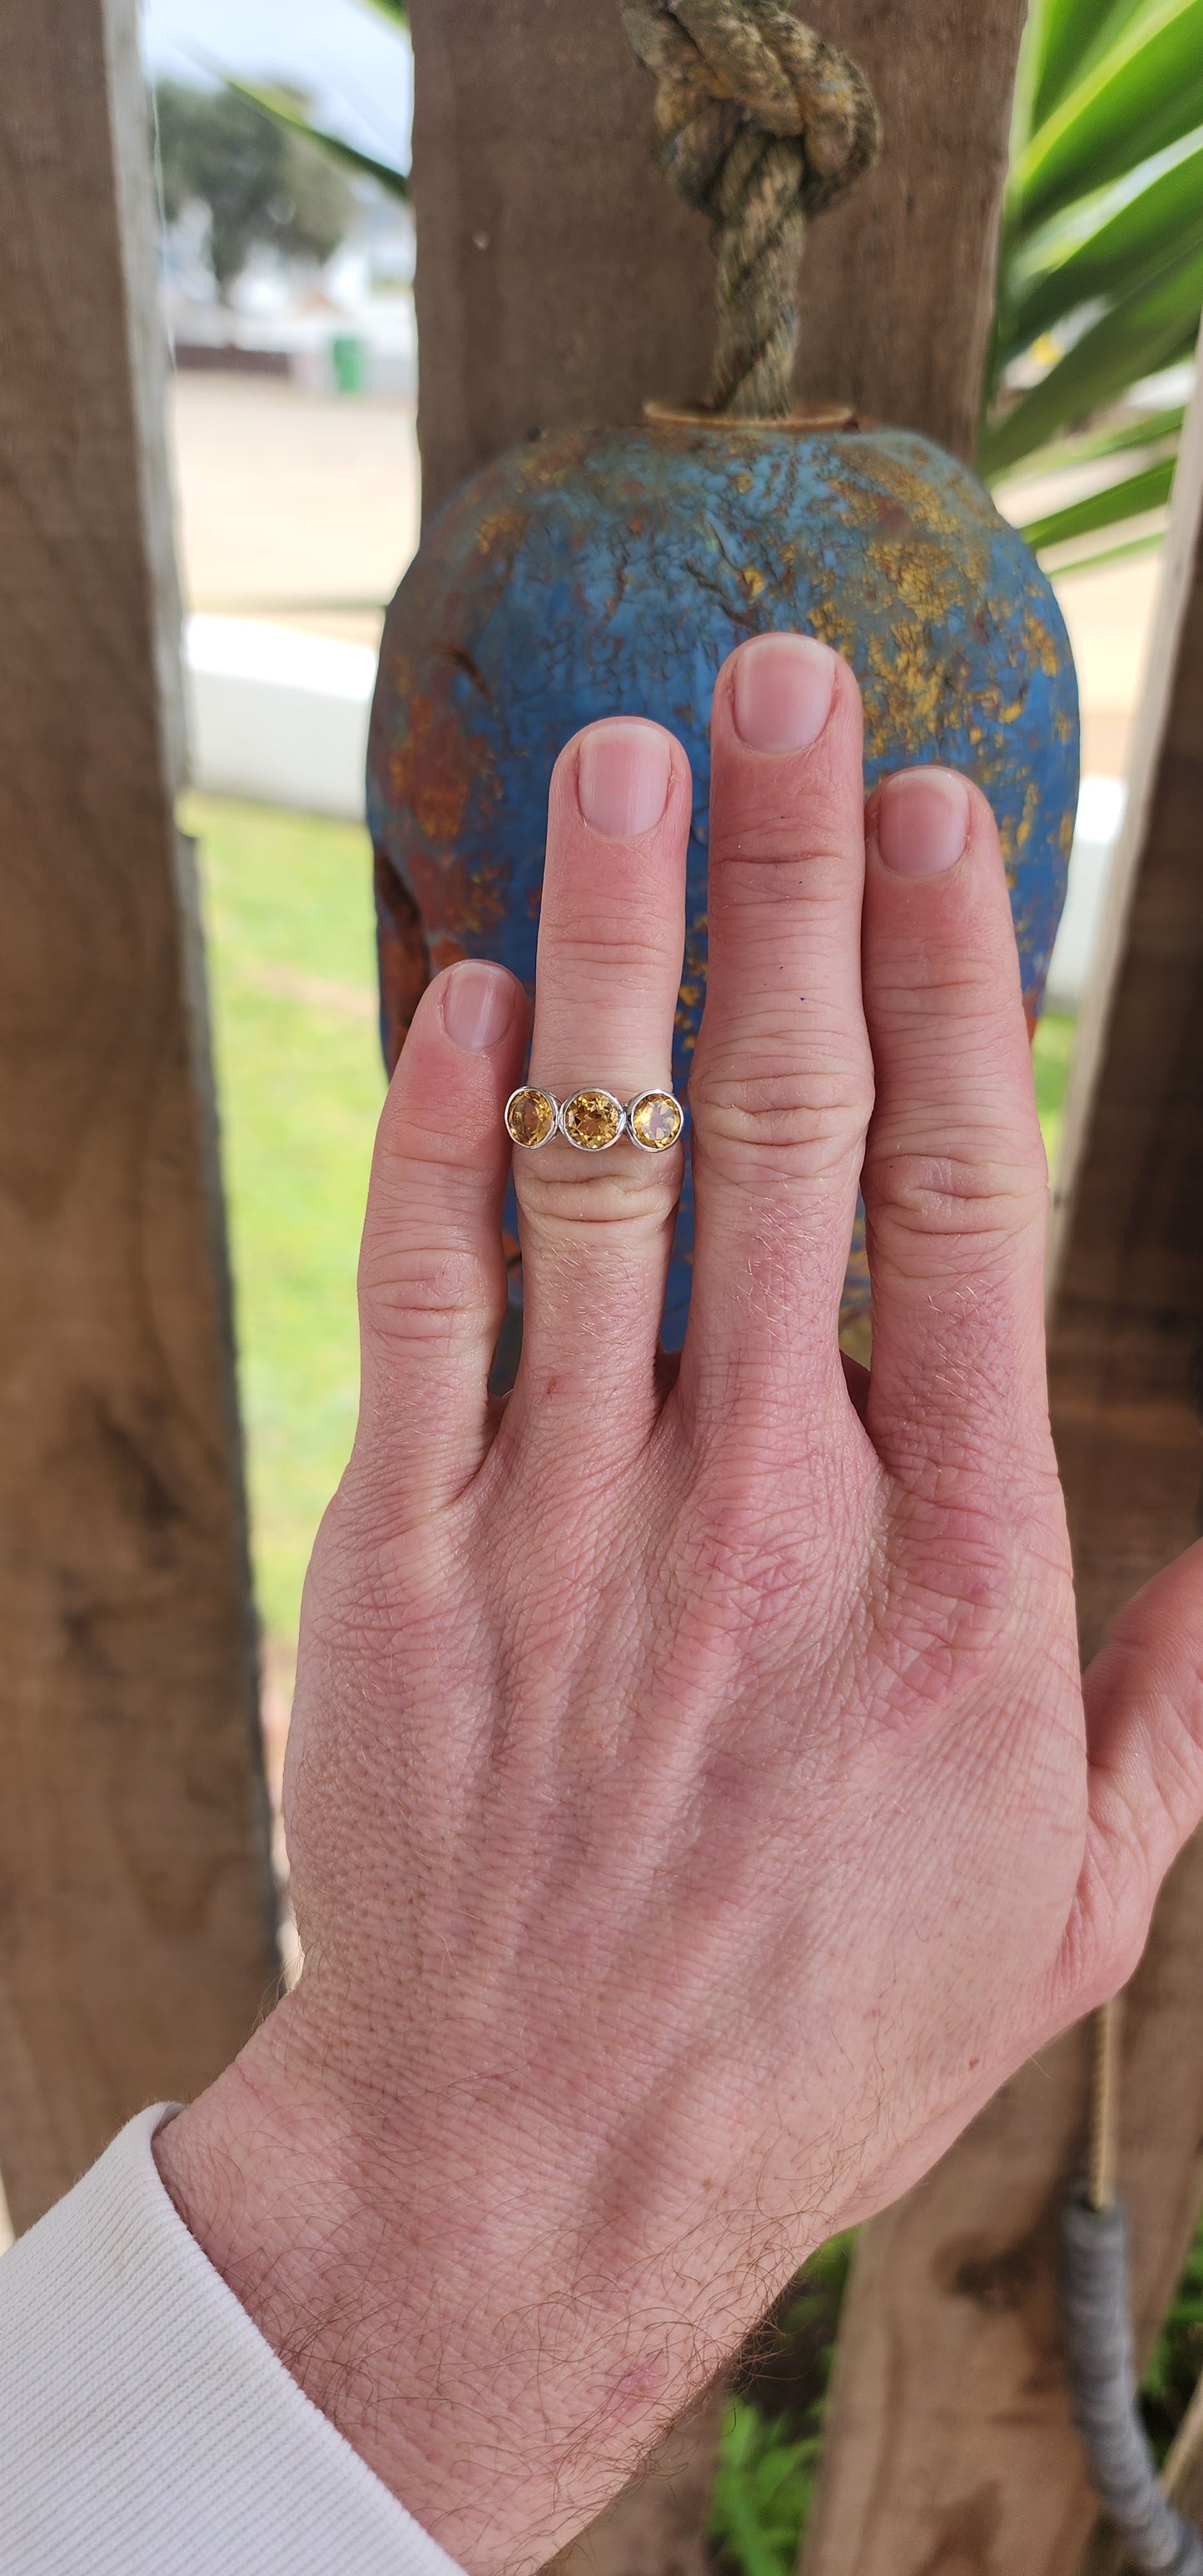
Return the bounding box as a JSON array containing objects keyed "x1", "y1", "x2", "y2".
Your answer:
[
  {"x1": 409, "y1": 0, "x2": 1030, "y2": 520},
  {"x1": 405, "y1": 6, "x2": 1036, "y2": 2566},
  {"x1": 802, "y1": 352, "x2": 1203, "y2": 2576},
  {"x1": 803, "y1": 1842, "x2": 1203, "y2": 2576},
  {"x1": 1046, "y1": 350, "x2": 1203, "y2": 1658},
  {"x1": 0, "y1": 0, "x2": 278, "y2": 2229},
  {"x1": 793, "y1": 0, "x2": 1028, "y2": 455}
]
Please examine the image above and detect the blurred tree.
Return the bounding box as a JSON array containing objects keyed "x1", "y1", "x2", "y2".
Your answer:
[
  {"x1": 217, "y1": 3, "x2": 411, "y2": 210},
  {"x1": 154, "y1": 80, "x2": 355, "y2": 300}
]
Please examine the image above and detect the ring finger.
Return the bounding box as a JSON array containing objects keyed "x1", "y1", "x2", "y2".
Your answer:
[{"x1": 511, "y1": 717, "x2": 690, "y2": 1447}]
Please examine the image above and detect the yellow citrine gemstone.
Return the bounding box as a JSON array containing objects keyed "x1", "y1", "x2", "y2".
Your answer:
[
  {"x1": 505, "y1": 1086, "x2": 557, "y2": 1147},
  {"x1": 629, "y1": 1092, "x2": 683, "y2": 1151},
  {"x1": 562, "y1": 1088, "x2": 622, "y2": 1151}
]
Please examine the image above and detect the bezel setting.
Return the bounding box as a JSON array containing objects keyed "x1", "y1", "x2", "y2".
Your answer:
[
  {"x1": 560, "y1": 1087, "x2": 625, "y2": 1152},
  {"x1": 505, "y1": 1085, "x2": 559, "y2": 1149},
  {"x1": 627, "y1": 1089, "x2": 685, "y2": 1152},
  {"x1": 506, "y1": 1082, "x2": 685, "y2": 1153}
]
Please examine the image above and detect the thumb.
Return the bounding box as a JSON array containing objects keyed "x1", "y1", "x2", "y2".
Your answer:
[{"x1": 1079, "y1": 1540, "x2": 1203, "y2": 1988}]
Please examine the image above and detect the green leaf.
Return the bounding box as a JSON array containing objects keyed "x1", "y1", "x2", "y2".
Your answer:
[
  {"x1": 1008, "y1": 125, "x2": 1203, "y2": 294},
  {"x1": 354, "y1": 0, "x2": 407, "y2": 20},
  {"x1": 979, "y1": 241, "x2": 1203, "y2": 475},
  {"x1": 1017, "y1": 453, "x2": 1176, "y2": 547},
  {"x1": 1037, "y1": 527, "x2": 1166, "y2": 575},
  {"x1": 225, "y1": 75, "x2": 410, "y2": 200},
  {"x1": 1025, "y1": 0, "x2": 1150, "y2": 134},
  {"x1": 997, "y1": 128, "x2": 1203, "y2": 357},
  {"x1": 1011, "y1": 0, "x2": 1203, "y2": 231},
  {"x1": 709, "y1": 2403, "x2": 815, "y2": 2576},
  {"x1": 1004, "y1": 405, "x2": 1184, "y2": 478}
]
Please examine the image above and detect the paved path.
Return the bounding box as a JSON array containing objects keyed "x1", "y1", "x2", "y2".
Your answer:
[
  {"x1": 169, "y1": 375, "x2": 419, "y2": 648},
  {"x1": 169, "y1": 375, "x2": 1152, "y2": 778}
]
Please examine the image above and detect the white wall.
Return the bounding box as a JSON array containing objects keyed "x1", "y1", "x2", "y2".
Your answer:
[
  {"x1": 184, "y1": 617, "x2": 375, "y2": 820},
  {"x1": 183, "y1": 615, "x2": 1127, "y2": 1012},
  {"x1": 1045, "y1": 774, "x2": 1127, "y2": 1014}
]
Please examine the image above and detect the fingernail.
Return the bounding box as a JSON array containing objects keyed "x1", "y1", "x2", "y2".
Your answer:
[
  {"x1": 442, "y1": 961, "x2": 515, "y2": 1051},
  {"x1": 876, "y1": 768, "x2": 970, "y2": 876},
  {"x1": 732, "y1": 632, "x2": 837, "y2": 752},
  {"x1": 577, "y1": 721, "x2": 672, "y2": 838}
]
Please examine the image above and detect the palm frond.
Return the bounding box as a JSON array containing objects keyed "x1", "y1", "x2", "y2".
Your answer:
[
  {"x1": 1018, "y1": 0, "x2": 1150, "y2": 145},
  {"x1": 1007, "y1": 405, "x2": 1185, "y2": 478},
  {"x1": 982, "y1": 241, "x2": 1202, "y2": 476},
  {"x1": 1010, "y1": 0, "x2": 1203, "y2": 233},
  {"x1": 1017, "y1": 453, "x2": 1176, "y2": 547},
  {"x1": 982, "y1": 0, "x2": 1201, "y2": 584},
  {"x1": 997, "y1": 128, "x2": 1203, "y2": 362},
  {"x1": 225, "y1": 75, "x2": 410, "y2": 201},
  {"x1": 1036, "y1": 525, "x2": 1167, "y2": 574}
]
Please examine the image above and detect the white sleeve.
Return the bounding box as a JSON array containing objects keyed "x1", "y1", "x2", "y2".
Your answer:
[{"x1": 0, "y1": 2105, "x2": 468, "y2": 2576}]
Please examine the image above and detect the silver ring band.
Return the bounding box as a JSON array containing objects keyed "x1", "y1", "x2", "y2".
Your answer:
[{"x1": 505, "y1": 1086, "x2": 684, "y2": 1154}]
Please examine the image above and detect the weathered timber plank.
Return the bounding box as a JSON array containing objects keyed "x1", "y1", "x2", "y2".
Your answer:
[
  {"x1": 803, "y1": 1839, "x2": 1203, "y2": 2576},
  {"x1": 803, "y1": 2022, "x2": 1094, "y2": 2576},
  {"x1": 1046, "y1": 353, "x2": 1203, "y2": 1620},
  {"x1": 408, "y1": 0, "x2": 710, "y2": 520},
  {"x1": 409, "y1": 0, "x2": 1031, "y2": 521},
  {"x1": 0, "y1": 0, "x2": 278, "y2": 2229},
  {"x1": 405, "y1": 7, "x2": 1035, "y2": 2568},
  {"x1": 793, "y1": 0, "x2": 1028, "y2": 455},
  {"x1": 802, "y1": 353, "x2": 1203, "y2": 2576}
]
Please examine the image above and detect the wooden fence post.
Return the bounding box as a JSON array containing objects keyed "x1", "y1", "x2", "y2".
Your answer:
[
  {"x1": 405, "y1": 7, "x2": 1033, "y2": 2568},
  {"x1": 801, "y1": 353, "x2": 1203, "y2": 2576},
  {"x1": 0, "y1": 0, "x2": 279, "y2": 2229},
  {"x1": 409, "y1": 0, "x2": 1028, "y2": 523}
]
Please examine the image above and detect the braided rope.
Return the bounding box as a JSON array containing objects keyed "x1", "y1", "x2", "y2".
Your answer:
[
  {"x1": 620, "y1": 0, "x2": 880, "y2": 416},
  {"x1": 1060, "y1": 2189, "x2": 1203, "y2": 2576}
]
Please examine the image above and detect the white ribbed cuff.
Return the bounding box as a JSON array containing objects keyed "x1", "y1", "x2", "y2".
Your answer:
[{"x1": 0, "y1": 2105, "x2": 468, "y2": 2576}]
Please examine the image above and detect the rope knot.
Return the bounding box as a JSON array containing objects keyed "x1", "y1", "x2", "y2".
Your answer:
[{"x1": 620, "y1": 0, "x2": 881, "y2": 415}]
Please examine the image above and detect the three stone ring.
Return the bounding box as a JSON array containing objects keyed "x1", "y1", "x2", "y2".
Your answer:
[{"x1": 505, "y1": 1085, "x2": 684, "y2": 1155}]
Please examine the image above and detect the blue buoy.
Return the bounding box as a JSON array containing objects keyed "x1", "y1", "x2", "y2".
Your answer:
[{"x1": 368, "y1": 415, "x2": 1078, "y2": 1356}]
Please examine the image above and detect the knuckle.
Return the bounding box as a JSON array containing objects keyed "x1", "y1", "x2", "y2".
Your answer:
[
  {"x1": 549, "y1": 921, "x2": 680, "y2": 977},
  {"x1": 359, "y1": 1234, "x2": 495, "y2": 1350},
  {"x1": 515, "y1": 1157, "x2": 678, "y2": 1238},
  {"x1": 865, "y1": 1138, "x2": 1046, "y2": 1259},
  {"x1": 711, "y1": 823, "x2": 849, "y2": 886},
  {"x1": 375, "y1": 1123, "x2": 494, "y2": 1186},
  {"x1": 872, "y1": 961, "x2": 1015, "y2": 1022},
  {"x1": 693, "y1": 1052, "x2": 873, "y2": 1181},
  {"x1": 1064, "y1": 1846, "x2": 1151, "y2": 2016}
]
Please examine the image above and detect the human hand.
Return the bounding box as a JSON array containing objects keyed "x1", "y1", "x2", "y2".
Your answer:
[{"x1": 157, "y1": 634, "x2": 1203, "y2": 2574}]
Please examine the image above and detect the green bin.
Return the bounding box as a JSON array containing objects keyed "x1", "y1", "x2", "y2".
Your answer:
[{"x1": 331, "y1": 334, "x2": 365, "y2": 395}]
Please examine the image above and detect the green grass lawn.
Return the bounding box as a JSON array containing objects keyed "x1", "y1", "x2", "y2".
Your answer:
[
  {"x1": 188, "y1": 792, "x2": 383, "y2": 1655},
  {"x1": 1032, "y1": 1005, "x2": 1075, "y2": 1175},
  {"x1": 192, "y1": 788, "x2": 1078, "y2": 1664}
]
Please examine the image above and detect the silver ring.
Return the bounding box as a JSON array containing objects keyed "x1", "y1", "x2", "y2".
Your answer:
[{"x1": 505, "y1": 1086, "x2": 684, "y2": 1154}]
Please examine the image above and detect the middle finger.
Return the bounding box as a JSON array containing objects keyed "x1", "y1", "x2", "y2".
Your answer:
[{"x1": 684, "y1": 634, "x2": 874, "y2": 1430}]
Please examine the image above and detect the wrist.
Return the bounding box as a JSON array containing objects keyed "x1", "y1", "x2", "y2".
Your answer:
[
  {"x1": 153, "y1": 2014, "x2": 420, "y2": 2482},
  {"x1": 152, "y1": 1999, "x2": 703, "y2": 2574}
]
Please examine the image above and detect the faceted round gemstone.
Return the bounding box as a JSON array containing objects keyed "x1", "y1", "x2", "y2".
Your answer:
[
  {"x1": 629, "y1": 1091, "x2": 684, "y2": 1151},
  {"x1": 562, "y1": 1088, "x2": 622, "y2": 1151},
  {"x1": 505, "y1": 1085, "x2": 557, "y2": 1148}
]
